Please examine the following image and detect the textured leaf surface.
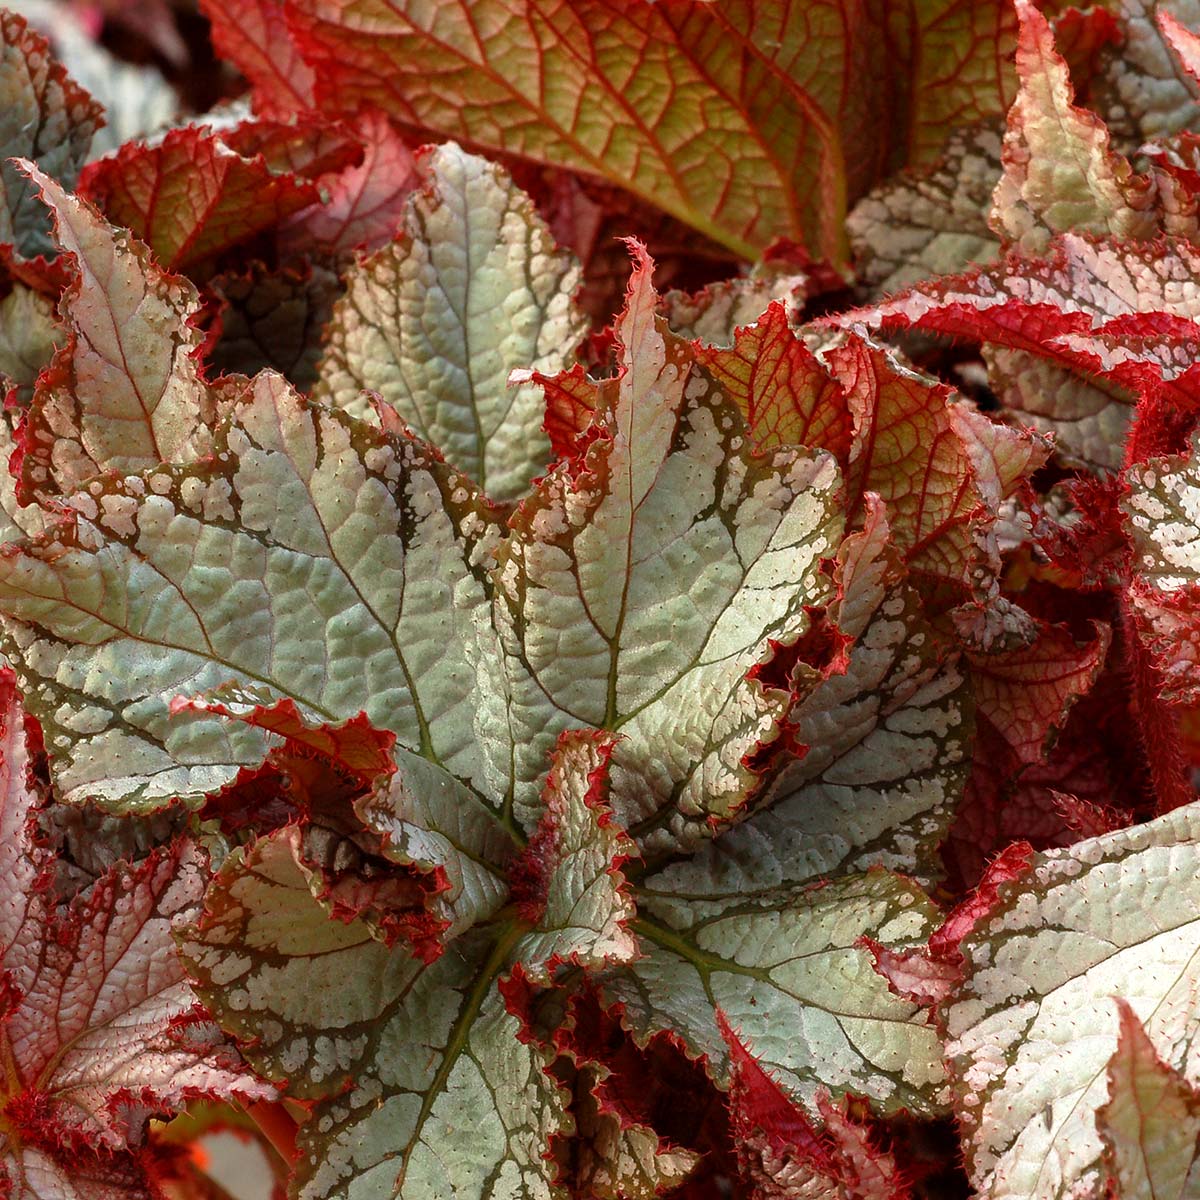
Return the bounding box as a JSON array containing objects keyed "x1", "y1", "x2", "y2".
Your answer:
[
  {"x1": 694, "y1": 302, "x2": 853, "y2": 460},
  {"x1": 607, "y1": 870, "x2": 945, "y2": 1116},
  {"x1": 18, "y1": 167, "x2": 215, "y2": 500},
  {"x1": 838, "y1": 232, "x2": 1200, "y2": 390},
  {"x1": 0, "y1": 285, "x2": 58, "y2": 406},
  {"x1": 0, "y1": 371, "x2": 503, "y2": 810},
  {"x1": 181, "y1": 826, "x2": 569, "y2": 1200},
  {"x1": 509, "y1": 730, "x2": 637, "y2": 981},
  {"x1": 991, "y1": 0, "x2": 1157, "y2": 252},
  {"x1": 648, "y1": 501, "x2": 971, "y2": 894},
  {"x1": 1123, "y1": 435, "x2": 1200, "y2": 702},
  {"x1": 847, "y1": 121, "x2": 1002, "y2": 296},
  {"x1": 493, "y1": 246, "x2": 844, "y2": 843},
  {"x1": 983, "y1": 345, "x2": 1133, "y2": 472},
  {"x1": 199, "y1": 0, "x2": 317, "y2": 117},
  {"x1": 314, "y1": 143, "x2": 588, "y2": 501},
  {"x1": 279, "y1": 108, "x2": 417, "y2": 257},
  {"x1": 0, "y1": 672, "x2": 271, "y2": 1195},
  {"x1": 78, "y1": 125, "x2": 323, "y2": 271},
  {"x1": 1098, "y1": 1000, "x2": 1200, "y2": 1200},
  {"x1": 285, "y1": 0, "x2": 1018, "y2": 261},
  {"x1": 942, "y1": 801, "x2": 1200, "y2": 1200},
  {"x1": 0, "y1": 11, "x2": 101, "y2": 265}
]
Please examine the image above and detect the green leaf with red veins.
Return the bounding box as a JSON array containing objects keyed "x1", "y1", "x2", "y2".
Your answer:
[
  {"x1": 493, "y1": 246, "x2": 843, "y2": 845},
  {"x1": 847, "y1": 120, "x2": 1003, "y2": 296},
  {"x1": 0, "y1": 371, "x2": 504, "y2": 812},
  {"x1": 18, "y1": 166, "x2": 216, "y2": 502},
  {"x1": 991, "y1": 0, "x2": 1158, "y2": 253},
  {"x1": 0, "y1": 11, "x2": 102, "y2": 266},
  {"x1": 693, "y1": 302, "x2": 854, "y2": 460},
  {"x1": 313, "y1": 143, "x2": 589, "y2": 501},
  {"x1": 509, "y1": 730, "x2": 638, "y2": 982},
  {"x1": 941, "y1": 801, "x2": 1200, "y2": 1200},
  {"x1": 645, "y1": 500, "x2": 971, "y2": 897},
  {"x1": 283, "y1": 0, "x2": 1018, "y2": 262},
  {"x1": 1098, "y1": 1000, "x2": 1200, "y2": 1199},
  {"x1": 604, "y1": 870, "x2": 945, "y2": 1117},
  {"x1": 0, "y1": 672, "x2": 272, "y2": 1196},
  {"x1": 77, "y1": 126, "x2": 323, "y2": 273},
  {"x1": 826, "y1": 336, "x2": 1033, "y2": 596},
  {"x1": 1122, "y1": 436, "x2": 1200, "y2": 702},
  {"x1": 183, "y1": 730, "x2": 645, "y2": 1199}
]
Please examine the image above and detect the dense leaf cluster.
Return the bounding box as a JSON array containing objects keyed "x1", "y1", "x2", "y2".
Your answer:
[{"x1": 0, "y1": 2, "x2": 1199, "y2": 1198}]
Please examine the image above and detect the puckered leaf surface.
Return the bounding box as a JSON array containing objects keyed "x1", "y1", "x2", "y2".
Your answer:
[
  {"x1": 0, "y1": 671, "x2": 272, "y2": 1196},
  {"x1": 991, "y1": 0, "x2": 1157, "y2": 253},
  {"x1": 77, "y1": 124, "x2": 328, "y2": 271},
  {"x1": 284, "y1": 0, "x2": 1019, "y2": 261},
  {"x1": 941, "y1": 801, "x2": 1200, "y2": 1200},
  {"x1": 836, "y1": 231, "x2": 1200, "y2": 395},
  {"x1": 1098, "y1": 1000, "x2": 1200, "y2": 1200},
  {"x1": 847, "y1": 120, "x2": 1002, "y2": 295},
  {"x1": 279, "y1": 108, "x2": 417, "y2": 257},
  {"x1": 605, "y1": 869, "x2": 946, "y2": 1117},
  {"x1": 182, "y1": 729, "x2": 642, "y2": 1200},
  {"x1": 0, "y1": 10, "x2": 102, "y2": 269},
  {"x1": 0, "y1": 370, "x2": 504, "y2": 811},
  {"x1": 493, "y1": 245, "x2": 844, "y2": 843},
  {"x1": 0, "y1": 283, "x2": 58, "y2": 406},
  {"x1": 17, "y1": 165, "x2": 215, "y2": 501},
  {"x1": 1123, "y1": 434, "x2": 1200, "y2": 702},
  {"x1": 646, "y1": 500, "x2": 971, "y2": 893},
  {"x1": 313, "y1": 143, "x2": 589, "y2": 501}
]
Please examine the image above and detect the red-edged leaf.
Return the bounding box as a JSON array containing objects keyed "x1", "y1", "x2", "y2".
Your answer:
[
  {"x1": 78, "y1": 125, "x2": 323, "y2": 271},
  {"x1": 508, "y1": 730, "x2": 638, "y2": 982},
  {"x1": 1098, "y1": 998, "x2": 1200, "y2": 1197},
  {"x1": 0, "y1": 672, "x2": 272, "y2": 1196},
  {"x1": 990, "y1": 0, "x2": 1157, "y2": 252},
  {"x1": 17, "y1": 165, "x2": 217, "y2": 500},
  {"x1": 1160, "y1": 10, "x2": 1200, "y2": 87},
  {"x1": 172, "y1": 687, "x2": 451, "y2": 960},
  {"x1": 283, "y1": 0, "x2": 1019, "y2": 262},
  {"x1": 694, "y1": 302, "x2": 854, "y2": 460},
  {"x1": 279, "y1": 107, "x2": 418, "y2": 257},
  {"x1": 199, "y1": 0, "x2": 316, "y2": 117},
  {"x1": 835, "y1": 233, "x2": 1200, "y2": 399},
  {"x1": 720, "y1": 1015, "x2": 908, "y2": 1200},
  {"x1": 0, "y1": 11, "x2": 103, "y2": 283}
]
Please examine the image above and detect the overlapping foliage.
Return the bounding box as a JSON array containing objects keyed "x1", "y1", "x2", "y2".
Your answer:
[{"x1": 1, "y1": 1, "x2": 1199, "y2": 1198}]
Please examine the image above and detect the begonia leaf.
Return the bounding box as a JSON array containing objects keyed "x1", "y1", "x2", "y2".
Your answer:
[
  {"x1": 0, "y1": 370, "x2": 504, "y2": 811},
  {"x1": 939, "y1": 801, "x2": 1200, "y2": 1200},
  {"x1": 18, "y1": 165, "x2": 215, "y2": 501},
  {"x1": 991, "y1": 0, "x2": 1158, "y2": 252},
  {"x1": 283, "y1": 0, "x2": 1020, "y2": 262},
  {"x1": 604, "y1": 870, "x2": 946, "y2": 1116},
  {"x1": 1098, "y1": 999, "x2": 1200, "y2": 1199},
  {"x1": 492, "y1": 244, "x2": 843, "y2": 844},
  {"x1": 0, "y1": 671, "x2": 271, "y2": 1197},
  {"x1": 77, "y1": 125, "x2": 325, "y2": 271},
  {"x1": 0, "y1": 10, "x2": 102, "y2": 272},
  {"x1": 313, "y1": 143, "x2": 589, "y2": 501}
]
